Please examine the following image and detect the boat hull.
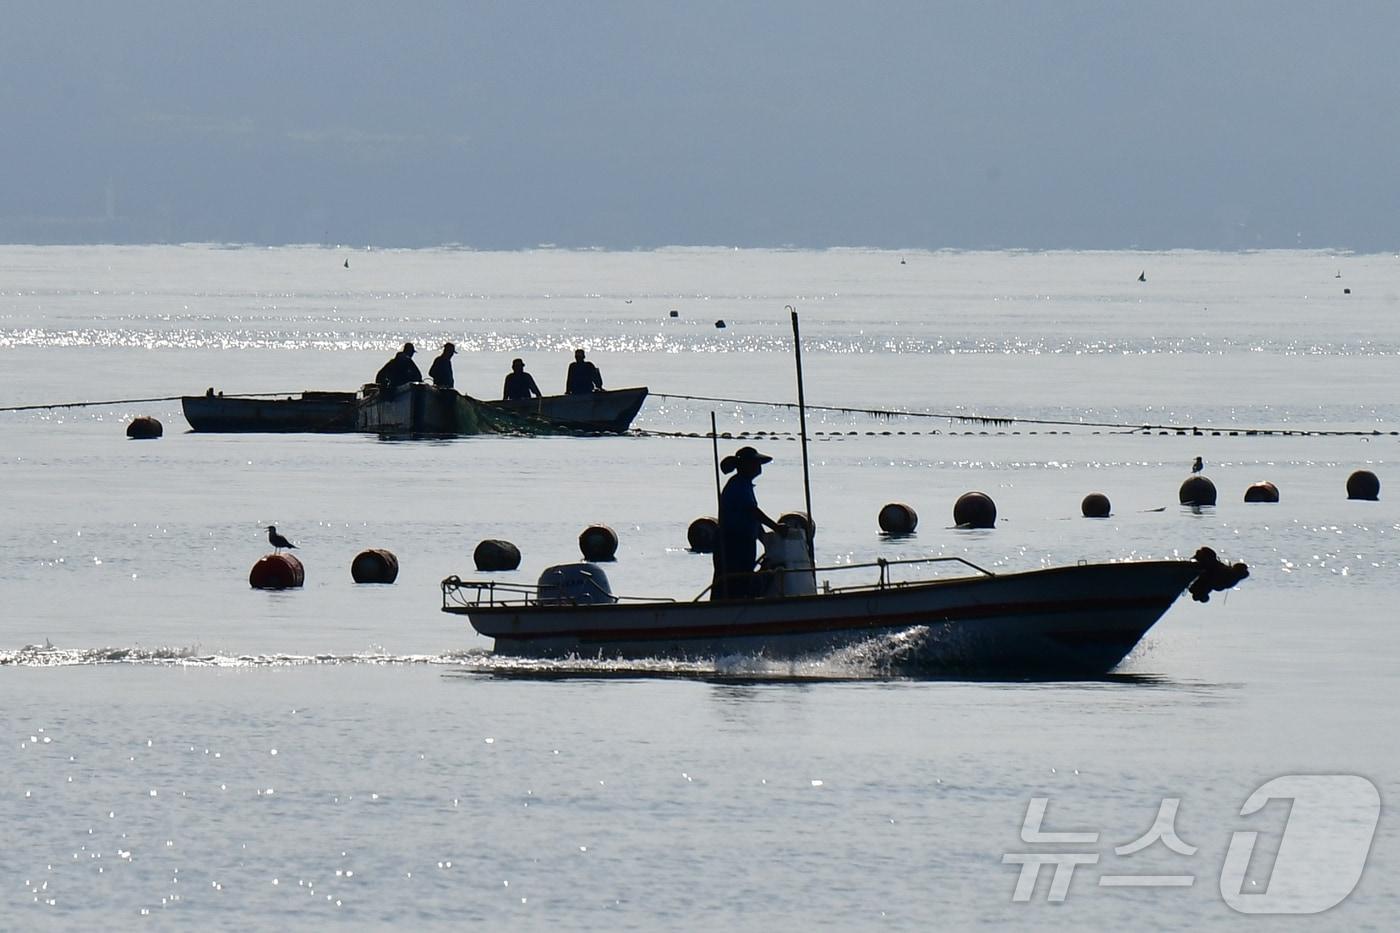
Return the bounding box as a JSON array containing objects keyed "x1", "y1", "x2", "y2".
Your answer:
[
  {"x1": 451, "y1": 560, "x2": 1203, "y2": 674},
  {"x1": 181, "y1": 392, "x2": 356, "y2": 432},
  {"x1": 485, "y1": 387, "x2": 648, "y2": 433}
]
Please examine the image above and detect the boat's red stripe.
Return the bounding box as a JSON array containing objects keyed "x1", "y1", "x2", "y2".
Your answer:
[{"x1": 487, "y1": 593, "x2": 1176, "y2": 644}]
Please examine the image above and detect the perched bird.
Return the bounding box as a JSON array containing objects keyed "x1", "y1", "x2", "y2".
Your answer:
[
  {"x1": 1191, "y1": 456, "x2": 1203, "y2": 474},
  {"x1": 344, "y1": 258, "x2": 350, "y2": 269},
  {"x1": 266, "y1": 525, "x2": 297, "y2": 552},
  {"x1": 1138, "y1": 270, "x2": 1147, "y2": 282}
]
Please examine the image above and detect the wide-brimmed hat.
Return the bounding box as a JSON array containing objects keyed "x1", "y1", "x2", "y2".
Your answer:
[
  {"x1": 721, "y1": 445, "x2": 773, "y2": 473},
  {"x1": 443, "y1": 342, "x2": 456, "y2": 354}
]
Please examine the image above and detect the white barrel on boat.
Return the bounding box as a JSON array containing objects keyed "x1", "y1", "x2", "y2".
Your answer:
[
  {"x1": 536, "y1": 563, "x2": 617, "y2": 605},
  {"x1": 759, "y1": 527, "x2": 817, "y2": 597}
]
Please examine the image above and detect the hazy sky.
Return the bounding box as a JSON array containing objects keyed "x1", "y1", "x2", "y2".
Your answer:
[{"x1": 3, "y1": 1, "x2": 1397, "y2": 249}]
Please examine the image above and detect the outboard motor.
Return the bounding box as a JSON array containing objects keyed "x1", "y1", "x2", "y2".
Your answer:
[
  {"x1": 759, "y1": 527, "x2": 817, "y2": 597},
  {"x1": 536, "y1": 563, "x2": 618, "y2": 605}
]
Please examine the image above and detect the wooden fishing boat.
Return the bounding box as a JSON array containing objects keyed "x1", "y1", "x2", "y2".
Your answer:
[
  {"x1": 181, "y1": 384, "x2": 648, "y2": 434},
  {"x1": 441, "y1": 545, "x2": 1246, "y2": 675},
  {"x1": 180, "y1": 390, "x2": 357, "y2": 432},
  {"x1": 489, "y1": 386, "x2": 649, "y2": 433}
]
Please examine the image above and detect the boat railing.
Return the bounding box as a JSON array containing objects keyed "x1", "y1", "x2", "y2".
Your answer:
[{"x1": 441, "y1": 576, "x2": 677, "y2": 611}]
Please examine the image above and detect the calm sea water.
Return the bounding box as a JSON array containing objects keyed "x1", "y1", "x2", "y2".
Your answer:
[{"x1": 2, "y1": 245, "x2": 1397, "y2": 929}]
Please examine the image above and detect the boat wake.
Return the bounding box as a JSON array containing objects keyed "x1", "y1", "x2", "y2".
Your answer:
[
  {"x1": 0, "y1": 643, "x2": 487, "y2": 668},
  {"x1": 3, "y1": 630, "x2": 1168, "y2": 683}
]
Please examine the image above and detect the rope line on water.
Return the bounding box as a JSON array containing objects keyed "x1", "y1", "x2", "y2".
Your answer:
[
  {"x1": 3, "y1": 389, "x2": 1397, "y2": 438},
  {"x1": 0, "y1": 391, "x2": 309, "y2": 413},
  {"x1": 650, "y1": 392, "x2": 1399, "y2": 437}
]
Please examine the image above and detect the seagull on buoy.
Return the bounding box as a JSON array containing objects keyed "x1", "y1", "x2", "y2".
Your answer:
[
  {"x1": 1191, "y1": 456, "x2": 1203, "y2": 474},
  {"x1": 266, "y1": 525, "x2": 297, "y2": 552}
]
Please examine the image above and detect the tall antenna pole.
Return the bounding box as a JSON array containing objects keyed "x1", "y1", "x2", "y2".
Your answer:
[{"x1": 788, "y1": 306, "x2": 815, "y2": 557}]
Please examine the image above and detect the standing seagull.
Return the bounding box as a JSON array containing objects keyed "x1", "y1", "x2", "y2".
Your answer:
[
  {"x1": 1191, "y1": 456, "x2": 1203, "y2": 474},
  {"x1": 266, "y1": 525, "x2": 297, "y2": 552}
]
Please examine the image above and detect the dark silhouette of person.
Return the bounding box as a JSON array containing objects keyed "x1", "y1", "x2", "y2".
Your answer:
[
  {"x1": 565, "y1": 348, "x2": 603, "y2": 395},
  {"x1": 428, "y1": 342, "x2": 457, "y2": 389},
  {"x1": 376, "y1": 342, "x2": 422, "y2": 389},
  {"x1": 711, "y1": 446, "x2": 779, "y2": 600},
  {"x1": 503, "y1": 358, "x2": 543, "y2": 401}
]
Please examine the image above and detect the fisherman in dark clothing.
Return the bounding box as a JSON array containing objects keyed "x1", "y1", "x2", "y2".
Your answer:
[
  {"x1": 428, "y1": 342, "x2": 456, "y2": 389},
  {"x1": 565, "y1": 348, "x2": 603, "y2": 395},
  {"x1": 376, "y1": 342, "x2": 422, "y2": 389},
  {"x1": 711, "y1": 446, "x2": 779, "y2": 600},
  {"x1": 503, "y1": 358, "x2": 543, "y2": 401}
]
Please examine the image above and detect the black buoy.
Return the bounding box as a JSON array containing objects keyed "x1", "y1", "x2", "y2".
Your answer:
[
  {"x1": 351, "y1": 548, "x2": 399, "y2": 583},
  {"x1": 126, "y1": 416, "x2": 163, "y2": 439},
  {"x1": 714, "y1": 319, "x2": 726, "y2": 328},
  {"x1": 687, "y1": 517, "x2": 719, "y2": 553},
  {"x1": 1347, "y1": 470, "x2": 1380, "y2": 501},
  {"x1": 579, "y1": 525, "x2": 619, "y2": 562},
  {"x1": 1243, "y1": 482, "x2": 1280, "y2": 503},
  {"x1": 1179, "y1": 475, "x2": 1218, "y2": 506},
  {"x1": 1081, "y1": 492, "x2": 1111, "y2": 518},
  {"x1": 1344, "y1": 287, "x2": 1351, "y2": 294},
  {"x1": 473, "y1": 539, "x2": 521, "y2": 572},
  {"x1": 669, "y1": 309, "x2": 679, "y2": 318},
  {"x1": 953, "y1": 491, "x2": 996, "y2": 528},
  {"x1": 249, "y1": 553, "x2": 304, "y2": 589},
  {"x1": 878, "y1": 502, "x2": 918, "y2": 535}
]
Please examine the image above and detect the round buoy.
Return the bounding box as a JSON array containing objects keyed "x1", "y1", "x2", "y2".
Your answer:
[
  {"x1": 714, "y1": 319, "x2": 727, "y2": 329},
  {"x1": 669, "y1": 309, "x2": 679, "y2": 318},
  {"x1": 579, "y1": 525, "x2": 619, "y2": 562},
  {"x1": 249, "y1": 553, "x2": 304, "y2": 589},
  {"x1": 474, "y1": 539, "x2": 521, "y2": 572},
  {"x1": 1243, "y1": 482, "x2": 1280, "y2": 503},
  {"x1": 778, "y1": 512, "x2": 816, "y2": 537},
  {"x1": 1179, "y1": 476, "x2": 1217, "y2": 506},
  {"x1": 953, "y1": 492, "x2": 997, "y2": 528},
  {"x1": 1081, "y1": 493, "x2": 1111, "y2": 518},
  {"x1": 687, "y1": 517, "x2": 719, "y2": 553},
  {"x1": 351, "y1": 548, "x2": 399, "y2": 583},
  {"x1": 126, "y1": 416, "x2": 163, "y2": 439},
  {"x1": 1347, "y1": 470, "x2": 1380, "y2": 501},
  {"x1": 878, "y1": 502, "x2": 918, "y2": 535}
]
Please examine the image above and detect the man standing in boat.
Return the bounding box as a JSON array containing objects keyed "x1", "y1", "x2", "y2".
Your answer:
[
  {"x1": 565, "y1": 348, "x2": 603, "y2": 394},
  {"x1": 428, "y1": 342, "x2": 457, "y2": 390},
  {"x1": 503, "y1": 358, "x2": 543, "y2": 401},
  {"x1": 375, "y1": 342, "x2": 422, "y2": 389},
  {"x1": 712, "y1": 446, "x2": 780, "y2": 600}
]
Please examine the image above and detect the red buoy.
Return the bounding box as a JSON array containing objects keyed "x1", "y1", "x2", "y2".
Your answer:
[
  {"x1": 1243, "y1": 481, "x2": 1280, "y2": 503},
  {"x1": 1347, "y1": 470, "x2": 1380, "y2": 501},
  {"x1": 1081, "y1": 493, "x2": 1111, "y2": 517},
  {"x1": 351, "y1": 548, "x2": 399, "y2": 584},
  {"x1": 878, "y1": 502, "x2": 918, "y2": 535},
  {"x1": 579, "y1": 525, "x2": 619, "y2": 562},
  {"x1": 687, "y1": 517, "x2": 719, "y2": 553},
  {"x1": 126, "y1": 416, "x2": 163, "y2": 439},
  {"x1": 953, "y1": 492, "x2": 997, "y2": 528},
  {"x1": 249, "y1": 553, "x2": 304, "y2": 589},
  {"x1": 474, "y1": 539, "x2": 522, "y2": 572}
]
